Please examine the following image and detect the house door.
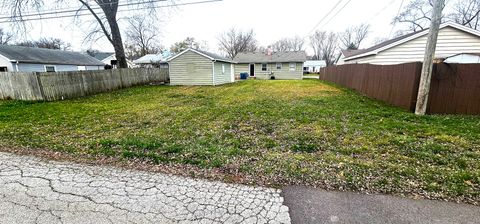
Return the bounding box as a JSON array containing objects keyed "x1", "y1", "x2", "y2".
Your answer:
[{"x1": 249, "y1": 64, "x2": 255, "y2": 77}]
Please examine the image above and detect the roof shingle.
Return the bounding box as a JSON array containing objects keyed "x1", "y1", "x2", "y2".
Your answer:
[
  {"x1": 0, "y1": 45, "x2": 104, "y2": 66},
  {"x1": 234, "y1": 51, "x2": 307, "y2": 63}
]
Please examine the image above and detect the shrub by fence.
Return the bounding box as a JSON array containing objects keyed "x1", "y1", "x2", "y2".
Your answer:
[
  {"x1": 0, "y1": 68, "x2": 169, "y2": 101},
  {"x1": 320, "y1": 63, "x2": 480, "y2": 115}
]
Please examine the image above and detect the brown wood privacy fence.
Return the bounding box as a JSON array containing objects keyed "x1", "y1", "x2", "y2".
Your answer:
[
  {"x1": 0, "y1": 68, "x2": 169, "y2": 101},
  {"x1": 320, "y1": 63, "x2": 480, "y2": 115}
]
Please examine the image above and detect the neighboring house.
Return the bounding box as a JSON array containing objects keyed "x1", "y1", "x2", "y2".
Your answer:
[
  {"x1": 337, "y1": 22, "x2": 480, "y2": 65},
  {"x1": 444, "y1": 53, "x2": 480, "y2": 63},
  {"x1": 91, "y1": 52, "x2": 135, "y2": 68},
  {"x1": 303, "y1": 60, "x2": 326, "y2": 73},
  {"x1": 167, "y1": 48, "x2": 235, "y2": 86},
  {"x1": 234, "y1": 51, "x2": 307, "y2": 80},
  {"x1": 0, "y1": 45, "x2": 104, "y2": 72},
  {"x1": 134, "y1": 54, "x2": 169, "y2": 68}
]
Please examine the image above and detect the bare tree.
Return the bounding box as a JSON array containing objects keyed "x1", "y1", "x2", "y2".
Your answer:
[
  {"x1": 450, "y1": 0, "x2": 480, "y2": 29},
  {"x1": 170, "y1": 37, "x2": 207, "y2": 54},
  {"x1": 217, "y1": 28, "x2": 258, "y2": 59},
  {"x1": 16, "y1": 38, "x2": 71, "y2": 50},
  {"x1": 271, "y1": 36, "x2": 305, "y2": 52},
  {"x1": 339, "y1": 24, "x2": 370, "y2": 50},
  {"x1": 124, "y1": 15, "x2": 162, "y2": 59},
  {"x1": 1, "y1": 0, "x2": 169, "y2": 68},
  {"x1": 0, "y1": 28, "x2": 14, "y2": 45},
  {"x1": 310, "y1": 31, "x2": 338, "y2": 65},
  {"x1": 393, "y1": 0, "x2": 480, "y2": 32},
  {"x1": 394, "y1": 0, "x2": 436, "y2": 31}
]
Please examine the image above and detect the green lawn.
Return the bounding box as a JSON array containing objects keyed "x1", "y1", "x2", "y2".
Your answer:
[{"x1": 0, "y1": 80, "x2": 479, "y2": 204}]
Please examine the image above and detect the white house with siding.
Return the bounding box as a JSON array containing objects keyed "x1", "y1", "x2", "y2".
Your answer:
[
  {"x1": 167, "y1": 48, "x2": 235, "y2": 86},
  {"x1": 91, "y1": 52, "x2": 135, "y2": 68},
  {"x1": 0, "y1": 45, "x2": 104, "y2": 72},
  {"x1": 444, "y1": 53, "x2": 480, "y2": 63},
  {"x1": 303, "y1": 60, "x2": 326, "y2": 73},
  {"x1": 234, "y1": 51, "x2": 307, "y2": 80},
  {"x1": 337, "y1": 22, "x2": 480, "y2": 65}
]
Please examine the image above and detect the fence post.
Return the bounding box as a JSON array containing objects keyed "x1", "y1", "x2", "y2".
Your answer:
[{"x1": 34, "y1": 72, "x2": 45, "y2": 101}]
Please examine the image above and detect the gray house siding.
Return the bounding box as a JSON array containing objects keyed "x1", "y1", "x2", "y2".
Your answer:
[
  {"x1": 235, "y1": 62, "x2": 303, "y2": 80},
  {"x1": 213, "y1": 61, "x2": 232, "y2": 85},
  {"x1": 14, "y1": 63, "x2": 103, "y2": 72},
  {"x1": 169, "y1": 50, "x2": 214, "y2": 86}
]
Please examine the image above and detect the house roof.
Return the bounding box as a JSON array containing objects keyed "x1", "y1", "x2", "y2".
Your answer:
[
  {"x1": 168, "y1": 48, "x2": 234, "y2": 63},
  {"x1": 342, "y1": 22, "x2": 480, "y2": 61},
  {"x1": 90, "y1": 52, "x2": 115, "y2": 61},
  {"x1": 0, "y1": 45, "x2": 104, "y2": 66},
  {"x1": 304, "y1": 60, "x2": 326, "y2": 67},
  {"x1": 234, "y1": 51, "x2": 307, "y2": 63},
  {"x1": 446, "y1": 52, "x2": 480, "y2": 58},
  {"x1": 133, "y1": 54, "x2": 166, "y2": 64}
]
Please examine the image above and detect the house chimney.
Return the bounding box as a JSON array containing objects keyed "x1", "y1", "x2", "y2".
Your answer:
[{"x1": 266, "y1": 46, "x2": 273, "y2": 56}]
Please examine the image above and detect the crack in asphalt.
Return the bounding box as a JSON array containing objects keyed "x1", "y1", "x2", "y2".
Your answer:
[{"x1": 0, "y1": 152, "x2": 291, "y2": 224}]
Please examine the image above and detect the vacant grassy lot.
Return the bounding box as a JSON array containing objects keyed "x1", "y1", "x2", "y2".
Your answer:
[{"x1": 0, "y1": 80, "x2": 479, "y2": 204}]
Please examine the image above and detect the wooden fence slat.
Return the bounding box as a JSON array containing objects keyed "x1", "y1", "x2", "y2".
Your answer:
[{"x1": 319, "y1": 62, "x2": 480, "y2": 115}]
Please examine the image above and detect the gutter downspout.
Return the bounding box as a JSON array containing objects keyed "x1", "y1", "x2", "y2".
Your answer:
[{"x1": 15, "y1": 61, "x2": 19, "y2": 72}]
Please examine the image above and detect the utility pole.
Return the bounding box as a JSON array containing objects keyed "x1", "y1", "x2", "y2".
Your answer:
[{"x1": 415, "y1": 0, "x2": 445, "y2": 115}]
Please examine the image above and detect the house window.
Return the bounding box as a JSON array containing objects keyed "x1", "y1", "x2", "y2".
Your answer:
[
  {"x1": 45, "y1": 65, "x2": 56, "y2": 72},
  {"x1": 289, "y1": 63, "x2": 296, "y2": 71},
  {"x1": 262, "y1": 63, "x2": 267, "y2": 71},
  {"x1": 0, "y1": 67, "x2": 7, "y2": 72},
  {"x1": 159, "y1": 64, "x2": 169, "y2": 69},
  {"x1": 276, "y1": 63, "x2": 282, "y2": 70},
  {"x1": 222, "y1": 64, "x2": 225, "y2": 74}
]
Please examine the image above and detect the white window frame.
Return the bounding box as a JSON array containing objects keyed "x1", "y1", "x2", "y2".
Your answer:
[
  {"x1": 276, "y1": 63, "x2": 282, "y2": 70},
  {"x1": 289, "y1": 63, "x2": 296, "y2": 71},
  {"x1": 44, "y1": 65, "x2": 56, "y2": 72},
  {"x1": 261, "y1": 63, "x2": 267, "y2": 71}
]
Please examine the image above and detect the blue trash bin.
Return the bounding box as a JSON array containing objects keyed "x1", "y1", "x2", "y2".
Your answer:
[{"x1": 240, "y1": 73, "x2": 248, "y2": 80}]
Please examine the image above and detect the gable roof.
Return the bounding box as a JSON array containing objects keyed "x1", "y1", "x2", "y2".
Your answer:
[
  {"x1": 90, "y1": 52, "x2": 115, "y2": 61},
  {"x1": 234, "y1": 51, "x2": 307, "y2": 63},
  {"x1": 168, "y1": 48, "x2": 234, "y2": 63},
  {"x1": 342, "y1": 22, "x2": 480, "y2": 61},
  {"x1": 133, "y1": 54, "x2": 166, "y2": 64},
  {"x1": 0, "y1": 45, "x2": 104, "y2": 66},
  {"x1": 304, "y1": 60, "x2": 326, "y2": 67}
]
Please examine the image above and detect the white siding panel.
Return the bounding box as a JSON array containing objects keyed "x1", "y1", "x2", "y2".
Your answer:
[
  {"x1": 213, "y1": 62, "x2": 233, "y2": 85},
  {"x1": 234, "y1": 63, "x2": 303, "y2": 80},
  {"x1": 234, "y1": 64, "x2": 249, "y2": 79},
  {"x1": 169, "y1": 51, "x2": 214, "y2": 86},
  {"x1": 345, "y1": 27, "x2": 480, "y2": 65},
  {"x1": 0, "y1": 56, "x2": 14, "y2": 71}
]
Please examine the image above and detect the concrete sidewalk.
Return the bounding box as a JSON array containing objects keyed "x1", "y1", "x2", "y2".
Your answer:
[
  {"x1": 282, "y1": 186, "x2": 479, "y2": 224},
  {"x1": 0, "y1": 152, "x2": 290, "y2": 224}
]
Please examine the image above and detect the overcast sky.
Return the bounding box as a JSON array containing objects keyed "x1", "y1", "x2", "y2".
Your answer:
[{"x1": 3, "y1": 0, "x2": 409, "y2": 55}]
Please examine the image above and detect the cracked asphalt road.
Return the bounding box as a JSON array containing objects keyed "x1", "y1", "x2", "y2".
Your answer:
[{"x1": 0, "y1": 152, "x2": 290, "y2": 224}]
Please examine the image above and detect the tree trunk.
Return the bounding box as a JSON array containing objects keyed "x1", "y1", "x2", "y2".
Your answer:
[
  {"x1": 415, "y1": 0, "x2": 445, "y2": 115},
  {"x1": 107, "y1": 17, "x2": 128, "y2": 68}
]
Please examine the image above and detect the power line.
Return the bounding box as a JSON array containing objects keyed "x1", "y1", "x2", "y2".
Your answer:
[
  {"x1": 306, "y1": 0, "x2": 344, "y2": 35},
  {"x1": 0, "y1": 0, "x2": 168, "y2": 20},
  {"x1": 388, "y1": 0, "x2": 405, "y2": 38},
  {"x1": 0, "y1": 0, "x2": 222, "y2": 23},
  {"x1": 365, "y1": 0, "x2": 398, "y2": 23},
  {"x1": 316, "y1": 0, "x2": 353, "y2": 31}
]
